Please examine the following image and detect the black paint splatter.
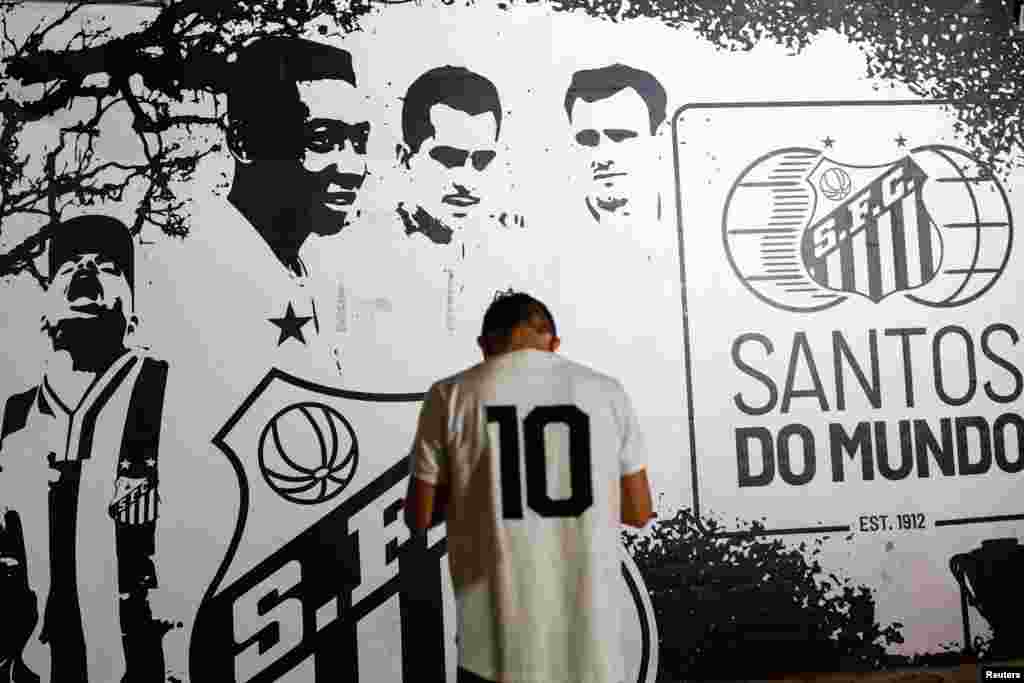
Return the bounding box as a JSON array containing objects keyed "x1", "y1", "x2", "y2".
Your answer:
[
  {"x1": 622, "y1": 508, "x2": 904, "y2": 680},
  {"x1": 0, "y1": 0, "x2": 1020, "y2": 283},
  {"x1": 0, "y1": 0, "x2": 378, "y2": 282},
  {"x1": 396, "y1": 202, "x2": 454, "y2": 244},
  {"x1": 545, "y1": 0, "x2": 1023, "y2": 177}
]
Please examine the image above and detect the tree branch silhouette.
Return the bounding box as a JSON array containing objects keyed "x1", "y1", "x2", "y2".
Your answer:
[
  {"x1": 0, "y1": 0, "x2": 1020, "y2": 286},
  {"x1": 0, "y1": 0, "x2": 375, "y2": 284}
]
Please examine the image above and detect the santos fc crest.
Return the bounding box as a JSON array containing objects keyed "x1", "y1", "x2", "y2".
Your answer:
[
  {"x1": 723, "y1": 145, "x2": 1013, "y2": 312},
  {"x1": 190, "y1": 369, "x2": 658, "y2": 682}
]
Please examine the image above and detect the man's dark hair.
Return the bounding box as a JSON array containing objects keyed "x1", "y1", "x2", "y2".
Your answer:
[
  {"x1": 227, "y1": 37, "x2": 356, "y2": 161},
  {"x1": 49, "y1": 214, "x2": 134, "y2": 292},
  {"x1": 480, "y1": 292, "x2": 557, "y2": 342},
  {"x1": 564, "y1": 64, "x2": 667, "y2": 135},
  {"x1": 402, "y1": 66, "x2": 502, "y2": 154}
]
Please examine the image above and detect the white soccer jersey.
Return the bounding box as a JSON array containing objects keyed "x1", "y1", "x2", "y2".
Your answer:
[{"x1": 410, "y1": 348, "x2": 647, "y2": 683}]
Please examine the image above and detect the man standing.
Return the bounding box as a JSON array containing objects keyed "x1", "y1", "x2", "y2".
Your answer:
[
  {"x1": 0, "y1": 215, "x2": 176, "y2": 682},
  {"x1": 564, "y1": 64, "x2": 668, "y2": 225},
  {"x1": 404, "y1": 292, "x2": 654, "y2": 683},
  {"x1": 395, "y1": 65, "x2": 505, "y2": 244}
]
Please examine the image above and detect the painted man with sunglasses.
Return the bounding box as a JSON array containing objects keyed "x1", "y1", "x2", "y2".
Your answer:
[
  {"x1": 396, "y1": 66, "x2": 503, "y2": 244},
  {"x1": 564, "y1": 64, "x2": 667, "y2": 225}
]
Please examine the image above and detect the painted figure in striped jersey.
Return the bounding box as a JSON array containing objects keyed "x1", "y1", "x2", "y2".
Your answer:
[{"x1": 0, "y1": 215, "x2": 176, "y2": 682}]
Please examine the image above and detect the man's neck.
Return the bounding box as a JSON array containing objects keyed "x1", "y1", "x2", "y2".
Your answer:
[
  {"x1": 43, "y1": 346, "x2": 126, "y2": 412},
  {"x1": 586, "y1": 191, "x2": 662, "y2": 225},
  {"x1": 228, "y1": 175, "x2": 310, "y2": 277},
  {"x1": 44, "y1": 352, "x2": 98, "y2": 412}
]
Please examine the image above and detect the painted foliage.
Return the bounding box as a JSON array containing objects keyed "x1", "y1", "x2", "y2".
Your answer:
[{"x1": 0, "y1": 0, "x2": 1022, "y2": 681}]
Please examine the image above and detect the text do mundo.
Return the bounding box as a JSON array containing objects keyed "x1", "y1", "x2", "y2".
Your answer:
[{"x1": 730, "y1": 323, "x2": 1024, "y2": 487}]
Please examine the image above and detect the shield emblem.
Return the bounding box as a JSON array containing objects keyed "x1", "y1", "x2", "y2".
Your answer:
[
  {"x1": 189, "y1": 369, "x2": 658, "y2": 683},
  {"x1": 800, "y1": 155, "x2": 943, "y2": 302}
]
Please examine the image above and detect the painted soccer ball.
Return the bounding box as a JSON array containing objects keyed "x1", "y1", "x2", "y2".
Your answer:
[
  {"x1": 258, "y1": 402, "x2": 359, "y2": 505},
  {"x1": 818, "y1": 166, "x2": 852, "y2": 201}
]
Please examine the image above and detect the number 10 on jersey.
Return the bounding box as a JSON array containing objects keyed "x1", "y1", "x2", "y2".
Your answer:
[{"x1": 486, "y1": 405, "x2": 594, "y2": 519}]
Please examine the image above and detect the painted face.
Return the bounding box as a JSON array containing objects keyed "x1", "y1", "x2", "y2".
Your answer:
[
  {"x1": 406, "y1": 104, "x2": 499, "y2": 225},
  {"x1": 569, "y1": 87, "x2": 654, "y2": 220},
  {"x1": 294, "y1": 78, "x2": 371, "y2": 236},
  {"x1": 46, "y1": 251, "x2": 132, "y2": 328}
]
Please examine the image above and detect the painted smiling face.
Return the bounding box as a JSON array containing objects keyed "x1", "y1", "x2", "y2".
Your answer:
[{"x1": 294, "y1": 78, "x2": 370, "y2": 236}]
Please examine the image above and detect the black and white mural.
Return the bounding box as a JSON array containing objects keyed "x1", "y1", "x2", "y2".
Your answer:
[
  {"x1": 0, "y1": 0, "x2": 1021, "y2": 681},
  {"x1": 396, "y1": 66, "x2": 508, "y2": 242},
  {"x1": 565, "y1": 64, "x2": 667, "y2": 224},
  {"x1": 1, "y1": 214, "x2": 175, "y2": 681}
]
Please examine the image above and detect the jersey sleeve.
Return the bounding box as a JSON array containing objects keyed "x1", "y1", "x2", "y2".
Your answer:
[
  {"x1": 617, "y1": 385, "x2": 648, "y2": 477},
  {"x1": 409, "y1": 382, "x2": 449, "y2": 486}
]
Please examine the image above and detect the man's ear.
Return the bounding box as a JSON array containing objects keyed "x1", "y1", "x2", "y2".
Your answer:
[
  {"x1": 549, "y1": 336, "x2": 561, "y2": 353},
  {"x1": 126, "y1": 313, "x2": 139, "y2": 337},
  {"x1": 477, "y1": 336, "x2": 488, "y2": 357},
  {"x1": 226, "y1": 119, "x2": 252, "y2": 165},
  {"x1": 395, "y1": 143, "x2": 413, "y2": 169}
]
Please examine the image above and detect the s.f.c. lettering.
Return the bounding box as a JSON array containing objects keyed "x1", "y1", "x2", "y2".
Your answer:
[{"x1": 233, "y1": 560, "x2": 304, "y2": 683}]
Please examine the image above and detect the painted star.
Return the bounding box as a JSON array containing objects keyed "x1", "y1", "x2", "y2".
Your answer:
[
  {"x1": 269, "y1": 303, "x2": 313, "y2": 346},
  {"x1": 822, "y1": 136, "x2": 835, "y2": 149},
  {"x1": 119, "y1": 459, "x2": 130, "y2": 471},
  {"x1": 894, "y1": 134, "x2": 908, "y2": 147}
]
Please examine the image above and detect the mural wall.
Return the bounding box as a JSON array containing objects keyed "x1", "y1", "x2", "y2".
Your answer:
[{"x1": 0, "y1": 0, "x2": 1021, "y2": 681}]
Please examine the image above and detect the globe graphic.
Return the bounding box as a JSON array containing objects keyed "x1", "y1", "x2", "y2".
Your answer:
[
  {"x1": 904, "y1": 145, "x2": 1013, "y2": 308},
  {"x1": 722, "y1": 144, "x2": 1013, "y2": 312},
  {"x1": 258, "y1": 402, "x2": 359, "y2": 505},
  {"x1": 722, "y1": 147, "x2": 846, "y2": 313}
]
